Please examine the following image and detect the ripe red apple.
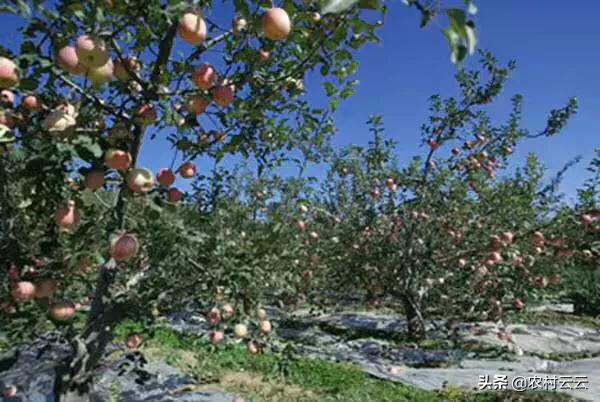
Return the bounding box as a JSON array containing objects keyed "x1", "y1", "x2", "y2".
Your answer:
[
  {"x1": 580, "y1": 214, "x2": 594, "y2": 225},
  {"x1": 49, "y1": 301, "x2": 76, "y2": 321},
  {"x1": 210, "y1": 330, "x2": 224, "y2": 345},
  {"x1": 84, "y1": 170, "x2": 105, "y2": 190},
  {"x1": 0, "y1": 57, "x2": 19, "y2": 89},
  {"x1": 1, "y1": 89, "x2": 14, "y2": 106},
  {"x1": 309, "y1": 231, "x2": 318, "y2": 240},
  {"x1": 259, "y1": 49, "x2": 270, "y2": 62},
  {"x1": 2, "y1": 385, "x2": 17, "y2": 398},
  {"x1": 178, "y1": 12, "x2": 207, "y2": 45},
  {"x1": 513, "y1": 299, "x2": 525, "y2": 310},
  {"x1": 22, "y1": 95, "x2": 42, "y2": 111},
  {"x1": 532, "y1": 231, "x2": 545, "y2": 246},
  {"x1": 221, "y1": 303, "x2": 235, "y2": 320},
  {"x1": 259, "y1": 320, "x2": 272, "y2": 335},
  {"x1": 234, "y1": 323, "x2": 248, "y2": 338},
  {"x1": 296, "y1": 220, "x2": 306, "y2": 231},
  {"x1": 192, "y1": 63, "x2": 217, "y2": 90},
  {"x1": 0, "y1": 110, "x2": 15, "y2": 128},
  {"x1": 247, "y1": 340, "x2": 259, "y2": 354},
  {"x1": 504, "y1": 146, "x2": 513, "y2": 154},
  {"x1": 127, "y1": 168, "x2": 155, "y2": 193},
  {"x1": 34, "y1": 278, "x2": 57, "y2": 299},
  {"x1": 57, "y1": 46, "x2": 85, "y2": 75},
  {"x1": 179, "y1": 161, "x2": 196, "y2": 178},
  {"x1": 55, "y1": 200, "x2": 80, "y2": 228},
  {"x1": 114, "y1": 56, "x2": 141, "y2": 82},
  {"x1": 457, "y1": 258, "x2": 466, "y2": 268},
  {"x1": 156, "y1": 168, "x2": 176, "y2": 188},
  {"x1": 207, "y1": 307, "x2": 221, "y2": 326},
  {"x1": 167, "y1": 188, "x2": 183, "y2": 203},
  {"x1": 501, "y1": 231, "x2": 514, "y2": 245},
  {"x1": 262, "y1": 8, "x2": 292, "y2": 41},
  {"x1": 75, "y1": 35, "x2": 110, "y2": 68},
  {"x1": 185, "y1": 95, "x2": 210, "y2": 115},
  {"x1": 126, "y1": 332, "x2": 142, "y2": 350},
  {"x1": 212, "y1": 84, "x2": 235, "y2": 107},
  {"x1": 104, "y1": 149, "x2": 132, "y2": 170},
  {"x1": 135, "y1": 103, "x2": 157, "y2": 125},
  {"x1": 11, "y1": 281, "x2": 36, "y2": 302},
  {"x1": 109, "y1": 232, "x2": 140, "y2": 261}
]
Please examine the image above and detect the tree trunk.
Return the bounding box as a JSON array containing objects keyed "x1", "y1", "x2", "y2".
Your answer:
[
  {"x1": 401, "y1": 291, "x2": 426, "y2": 341},
  {"x1": 54, "y1": 262, "x2": 123, "y2": 401}
]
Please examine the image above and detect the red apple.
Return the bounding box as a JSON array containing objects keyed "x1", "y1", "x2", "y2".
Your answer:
[
  {"x1": 167, "y1": 188, "x2": 183, "y2": 203},
  {"x1": 192, "y1": 64, "x2": 217, "y2": 90},
  {"x1": 11, "y1": 281, "x2": 36, "y2": 302},
  {"x1": 1, "y1": 89, "x2": 15, "y2": 105},
  {"x1": 22, "y1": 95, "x2": 42, "y2": 111},
  {"x1": 262, "y1": 8, "x2": 292, "y2": 41},
  {"x1": 104, "y1": 149, "x2": 132, "y2": 170},
  {"x1": 135, "y1": 103, "x2": 157, "y2": 125},
  {"x1": 212, "y1": 84, "x2": 235, "y2": 107},
  {"x1": 179, "y1": 161, "x2": 196, "y2": 178},
  {"x1": 75, "y1": 35, "x2": 110, "y2": 68},
  {"x1": 207, "y1": 307, "x2": 221, "y2": 326},
  {"x1": 185, "y1": 95, "x2": 210, "y2": 115},
  {"x1": 109, "y1": 232, "x2": 140, "y2": 261},
  {"x1": 0, "y1": 57, "x2": 19, "y2": 88},
  {"x1": 127, "y1": 168, "x2": 154, "y2": 193},
  {"x1": 49, "y1": 301, "x2": 76, "y2": 321},
  {"x1": 259, "y1": 320, "x2": 272, "y2": 335},
  {"x1": 126, "y1": 332, "x2": 142, "y2": 350},
  {"x1": 57, "y1": 46, "x2": 85, "y2": 75},
  {"x1": 156, "y1": 168, "x2": 176, "y2": 187},
  {"x1": 54, "y1": 200, "x2": 80, "y2": 228},
  {"x1": 178, "y1": 12, "x2": 207, "y2": 45}
]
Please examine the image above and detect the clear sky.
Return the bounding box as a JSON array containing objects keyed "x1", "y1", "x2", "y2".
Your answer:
[{"x1": 1, "y1": 1, "x2": 598, "y2": 202}]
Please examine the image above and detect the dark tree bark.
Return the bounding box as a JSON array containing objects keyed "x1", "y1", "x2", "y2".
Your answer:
[
  {"x1": 400, "y1": 291, "x2": 426, "y2": 341},
  {"x1": 53, "y1": 262, "x2": 123, "y2": 401}
]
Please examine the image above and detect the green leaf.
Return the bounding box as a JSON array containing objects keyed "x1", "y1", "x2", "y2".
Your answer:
[
  {"x1": 358, "y1": 0, "x2": 381, "y2": 10},
  {"x1": 19, "y1": 78, "x2": 39, "y2": 91}
]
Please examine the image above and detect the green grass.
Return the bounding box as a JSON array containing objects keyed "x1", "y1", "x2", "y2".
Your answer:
[
  {"x1": 503, "y1": 309, "x2": 600, "y2": 328},
  {"x1": 113, "y1": 321, "x2": 579, "y2": 402}
]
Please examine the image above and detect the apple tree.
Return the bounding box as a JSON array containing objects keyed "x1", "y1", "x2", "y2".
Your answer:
[
  {"x1": 0, "y1": 0, "x2": 393, "y2": 398},
  {"x1": 304, "y1": 51, "x2": 579, "y2": 339}
]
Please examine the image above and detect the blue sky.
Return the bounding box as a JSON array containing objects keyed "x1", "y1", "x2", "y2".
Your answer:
[{"x1": 1, "y1": 1, "x2": 598, "y2": 201}]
